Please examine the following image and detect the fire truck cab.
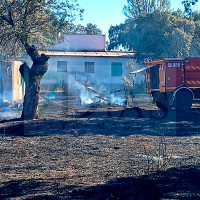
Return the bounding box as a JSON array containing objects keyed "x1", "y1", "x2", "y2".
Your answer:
[{"x1": 134, "y1": 58, "x2": 200, "y2": 111}]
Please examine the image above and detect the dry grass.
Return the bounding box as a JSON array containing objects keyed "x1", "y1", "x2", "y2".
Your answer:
[
  {"x1": 0, "y1": 97, "x2": 200, "y2": 199},
  {"x1": 0, "y1": 133, "x2": 200, "y2": 199}
]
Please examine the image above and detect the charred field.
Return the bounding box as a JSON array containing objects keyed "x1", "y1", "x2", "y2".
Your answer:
[{"x1": 0, "y1": 95, "x2": 200, "y2": 200}]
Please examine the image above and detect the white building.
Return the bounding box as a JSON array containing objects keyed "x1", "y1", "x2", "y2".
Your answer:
[
  {"x1": 49, "y1": 34, "x2": 106, "y2": 52},
  {"x1": 40, "y1": 34, "x2": 137, "y2": 93}
]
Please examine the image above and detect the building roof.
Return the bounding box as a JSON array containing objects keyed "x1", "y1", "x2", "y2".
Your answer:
[{"x1": 39, "y1": 51, "x2": 135, "y2": 58}]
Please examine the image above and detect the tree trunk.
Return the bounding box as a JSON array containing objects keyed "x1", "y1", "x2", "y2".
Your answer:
[{"x1": 19, "y1": 45, "x2": 50, "y2": 120}]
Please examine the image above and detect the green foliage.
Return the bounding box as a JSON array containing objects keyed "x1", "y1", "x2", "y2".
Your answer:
[
  {"x1": 108, "y1": 0, "x2": 200, "y2": 59},
  {"x1": 189, "y1": 12, "x2": 200, "y2": 55},
  {"x1": 108, "y1": 23, "x2": 131, "y2": 50},
  {"x1": 123, "y1": 0, "x2": 170, "y2": 19},
  {"x1": 84, "y1": 23, "x2": 102, "y2": 35},
  {"x1": 108, "y1": 11, "x2": 195, "y2": 59},
  {"x1": 121, "y1": 76, "x2": 133, "y2": 87},
  {"x1": 0, "y1": 0, "x2": 84, "y2": 57},
  {"x1": 182, "y1": 0, "x2": 199, "y2": 17},
  {"x1": 121, "y1": 59, "x2": 136, "y2": 97},
  {"x1": 73, "y1": 23, "x2": 102, "y2": 35},
  {"x1": 192, "y1": 11, "x2": 200, "y2": 21},
  {"x1": 121, "y1": 59, "x2": 145, "y2": 95}
]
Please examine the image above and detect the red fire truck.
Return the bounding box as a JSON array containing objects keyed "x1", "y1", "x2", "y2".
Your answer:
[{"x1": 133, "y1": 57, "x2": 200, "y2": 111}]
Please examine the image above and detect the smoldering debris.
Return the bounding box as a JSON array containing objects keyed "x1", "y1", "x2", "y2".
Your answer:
[
  {"x1": 0, "y1": 100, "x2": 22, "y2": 108},
  {"x1": 0, "y1": 100, "x2": 22, "y2": 119},
  {"x1": 79, "y1": 85, "x2": 127, "y2": 107},
  {"x1": 65, "y1": 76, "x2": 127, "y2": 107}
]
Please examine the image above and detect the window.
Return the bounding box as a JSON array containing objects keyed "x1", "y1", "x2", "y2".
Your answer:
[
  {"x1": 57, "y1": 61, "x2": 67, "y2": 72},
  {"x1": 85, "y1": 62, "x2": 94, "y2": 73},
  {"x1": 111, "y1": 63, "x2": 122, "y2": 76}
]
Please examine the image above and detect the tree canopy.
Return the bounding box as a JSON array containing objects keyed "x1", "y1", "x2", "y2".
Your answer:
[
  {"x1": 108, "y1": 0, "x2": 200, "y2": 60},
  {"x1": 0, "y1": 0, "x2": 84, "y2": 57},
  {"x1": 182, "y1": 0, "x2": 199, "y2": 17},
  {"x1": 0, "y1": 0, "x2": 84, "y2": 120},
  {"x1": 123, "y1": 0, "x2": 170, "y2": 19},
  {"x1": 73, "y1": 23, "x2": 102, "y2": 35}
]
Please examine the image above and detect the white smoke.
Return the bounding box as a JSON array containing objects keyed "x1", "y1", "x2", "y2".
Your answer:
[
  {"x1": 68, "y1": 76, "x2": 94, "y2": 105},
  {"x1": 67, "y1": 74, "x2": 126, "y2": 106},
  {"x1": 79, "y1": 88, "x2": 93, "y2": 105},
  {"x1": 0, "y1": 100, "x2": 22, "y2": 119},
  {"x1": 110, "y1": 94, "x2": 126, "y2": 106}
]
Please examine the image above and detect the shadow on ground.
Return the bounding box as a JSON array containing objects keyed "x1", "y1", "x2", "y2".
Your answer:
[
  {"x1": 0, "y1": 165, "x2": 199, "y2": 200},
  {"x1": 0, "y1": 107, "x2": 200, "y2": 137}
]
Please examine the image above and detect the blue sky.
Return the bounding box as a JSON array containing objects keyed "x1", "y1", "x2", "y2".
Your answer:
[
  {"x1": 75, "y1": 0, "x2": 127, "y2": 39},
  {"x1": 75, "y1": 0, "x2": 200, "y2": 40}
]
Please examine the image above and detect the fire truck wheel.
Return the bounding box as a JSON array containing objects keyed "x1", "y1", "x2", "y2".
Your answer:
[{"x1": 174, "y1": 90, "x2": 193, "y2": 112}]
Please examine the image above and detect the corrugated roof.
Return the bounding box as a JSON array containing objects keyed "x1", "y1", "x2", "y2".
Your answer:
[{"x1": 39, "y1": 51, "x2": 135, "y2": 58}]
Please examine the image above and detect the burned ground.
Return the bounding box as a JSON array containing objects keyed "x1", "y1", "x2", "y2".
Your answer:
[{"x1": 0, "y1": 95, "x2": 200, "y2": 199}]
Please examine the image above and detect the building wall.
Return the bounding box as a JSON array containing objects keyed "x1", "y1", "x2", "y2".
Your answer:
[
  {"x1": 41, "y1": 56, "x2": 143, "y2": 93},
  {"x1": 50, "y1": 35, "x2": 106, "y2": 52},
  {"x1": 11, "y1": 61, "x2": 24, "y2": 100},
  {"x1": 0, "y1": 61, "x2": 12, "y2": 100},
  {"x1": 0, "y1": 61, "x2": 24, "y2": 101}
]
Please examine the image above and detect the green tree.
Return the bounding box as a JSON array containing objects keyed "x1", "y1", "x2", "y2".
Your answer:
[
  {"x1": 85, "y1": 23, "x2": 102, "y2": 35},
  {"x1": 108, "y1": 23, "x2": 130, "y2": 50},
  {"x1": 123, "y1": 0, "x2": 170, "y2": 19},
  {"x1": 121, "y1": 59, "x2": 136, "y2": 102},
  {"x1": 108, "y1": 11, "x2": 195, "y2": 60},
  {"x1": 190, "y1": 11, "x2": 200, "y2": 55},
  {"x1": 74, "y1": 23, "x2": 102, "y2": 35},
  {"x1": 182, "y1": 0, "x2": 199, "y2": 17},
  {"x1": 0, "y1": 0, "x2": 83, "y2": 120}
]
